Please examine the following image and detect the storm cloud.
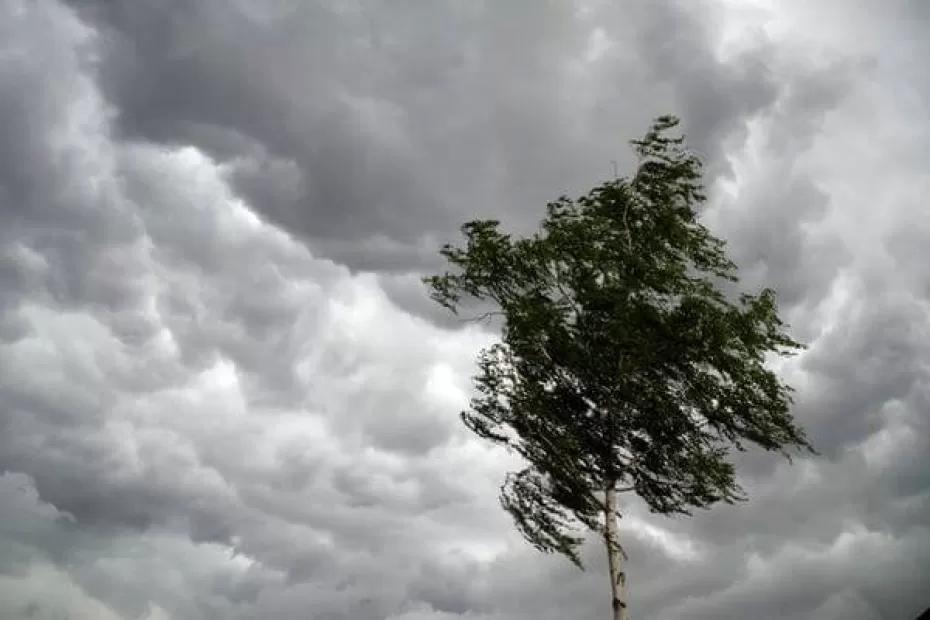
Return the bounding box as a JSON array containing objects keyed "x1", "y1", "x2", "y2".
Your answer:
[{"x1": 1, "y1": 1, "x2": 928, "y2": 618}]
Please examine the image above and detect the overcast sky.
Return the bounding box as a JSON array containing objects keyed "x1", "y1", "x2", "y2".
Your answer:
[{"x1": 1, "y1": 1, "x2": 929, "y2": 618}]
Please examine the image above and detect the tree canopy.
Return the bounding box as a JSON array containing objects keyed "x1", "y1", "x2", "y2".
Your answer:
[{"x1": 425, "y1": 116, "x2": 811, "y2": 571}]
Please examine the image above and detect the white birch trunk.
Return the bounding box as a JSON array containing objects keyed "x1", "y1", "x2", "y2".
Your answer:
[{"x1": 604, "y1": 484, "x2": 629, "y2": 620}]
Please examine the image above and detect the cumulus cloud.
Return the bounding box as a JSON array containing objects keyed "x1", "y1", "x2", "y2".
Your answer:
[{"x1": 1, "y1": 0, "x2": 929, "y2": 618}]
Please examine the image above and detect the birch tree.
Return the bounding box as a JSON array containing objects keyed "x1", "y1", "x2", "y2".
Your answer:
[{"x1": 425, "y1": 116, "x2": 811, "y2": 620}]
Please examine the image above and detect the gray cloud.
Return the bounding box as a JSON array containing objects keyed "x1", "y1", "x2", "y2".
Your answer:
[
  {"x1": 1, "y1": 0, "x2": 929, "y2": 619},
  {"x1": 65, "y1": 0, "x2": 793, "y2": 273}
]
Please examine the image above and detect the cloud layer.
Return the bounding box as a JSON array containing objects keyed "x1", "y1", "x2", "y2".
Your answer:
[{"x1": 1, "y1": 1, "x2": 928, "y2": 618}]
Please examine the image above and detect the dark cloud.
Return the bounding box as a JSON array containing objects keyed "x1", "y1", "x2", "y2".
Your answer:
[
  {"x1": 64, "y1": 0, "x2": 793, "y2": 273},
  {"x1": 1, "y1": 0, "x2": 929, "y2": 619}
]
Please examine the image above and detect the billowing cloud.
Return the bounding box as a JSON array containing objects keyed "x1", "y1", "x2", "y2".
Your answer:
[
  {"x1": 62, "y1": 0, "x2": 796, "y2": 270},
  {"x1": 1, "y1": 0, "x2": 929, "y2": 619}
]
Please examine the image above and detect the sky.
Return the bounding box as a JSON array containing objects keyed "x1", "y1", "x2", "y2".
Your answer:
[{"x1": 1, "y1": 0, "x2": 929, "y2": 618}]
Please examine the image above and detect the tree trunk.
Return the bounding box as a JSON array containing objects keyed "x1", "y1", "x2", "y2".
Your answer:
[{"x1": 604, "y1": 484, "x2": 628, "y2": 620}]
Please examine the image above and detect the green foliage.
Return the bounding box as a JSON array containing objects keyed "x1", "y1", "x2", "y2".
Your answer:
[{"x1": 425, "y1": 116, "x2": 811, "y2": 568}]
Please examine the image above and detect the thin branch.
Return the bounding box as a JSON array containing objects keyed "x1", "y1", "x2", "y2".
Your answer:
[
  {"x1": 622, "y1": 197, "x2": 633, "y2": 254},
  {"x1": 459, "y1": 311, "x2": 505, "y2": 324}
]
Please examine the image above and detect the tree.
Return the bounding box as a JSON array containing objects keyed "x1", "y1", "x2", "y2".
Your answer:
[{"x1": 424, "y1": 116, "x2": 813, "y2": 619}]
